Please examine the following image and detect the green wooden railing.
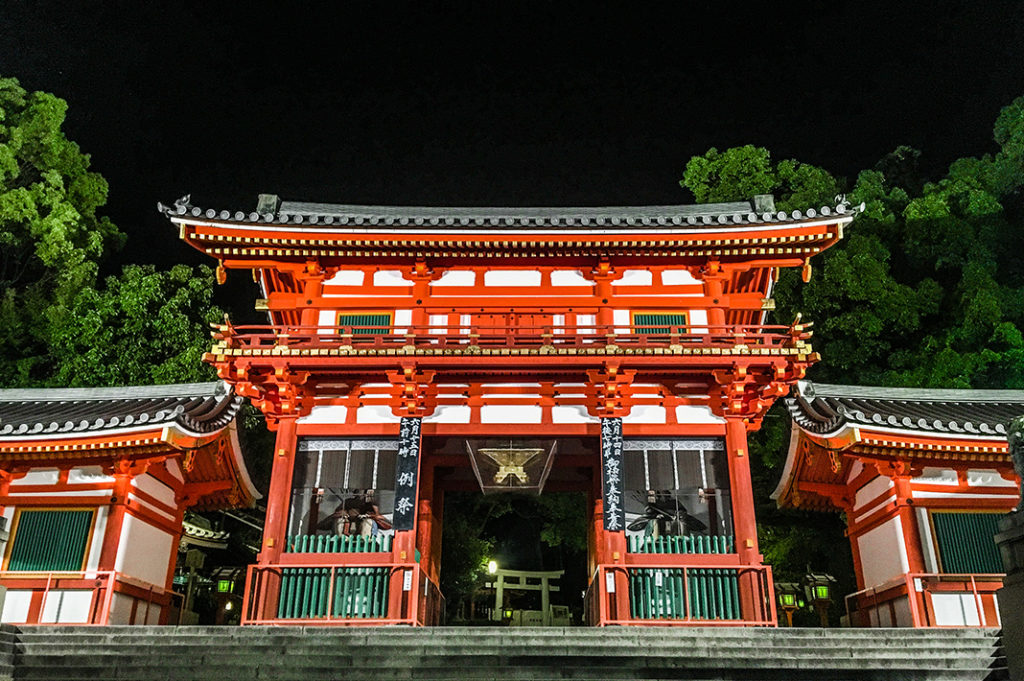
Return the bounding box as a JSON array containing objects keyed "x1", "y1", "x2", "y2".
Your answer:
[
  {"x1": 277, "y1": 567, "x2": 390, "y2": 619},
  {"x1": 285, "y1": 534, "x2": 392, "y2": 553},
  {"x1": 628, "y1": 534, "x2": 733, "y2": 554},
  {"x1": 629, "y1": 568, "x2": 740, "y2": 620},
  {"x1": 632, "y1": 313, "x2": 687, "y2": 335}
]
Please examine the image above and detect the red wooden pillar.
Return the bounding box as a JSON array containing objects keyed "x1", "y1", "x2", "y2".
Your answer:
[
  {"x1": 892, "y1": 469, "x2": 929, "y2": 622},
  {"x1": 259, "y1": 416, "x2": 299, "y2": 565},
  {"x1": 701, "y1": 261, "x2": 729, "y2": 328},
  {"x1": 416, "y1": 457, "x2": 437, "y2": 583},
  {"x1": 724, "y1": 416, "x2": 764, "y2": 620},
  {"x1": 252, "y1": 415, "x2": 298, "y2": 621},
  {"x1": 98, "y1": 465, "x2": 135, "y2": 571}
]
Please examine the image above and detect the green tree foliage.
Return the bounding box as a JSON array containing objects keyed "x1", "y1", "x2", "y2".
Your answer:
[
  {"x1": 0, "y1": 77, "x2": 124, "y2": 384},
  {"x1": 680, "y1": 97, "x2": 1024, "y2": 609},
  {"x1": 0, "y1": 76, "x2": 220, "y2": 390},
  {"x1": 45, "y1": 264, "x2": 222, "y2": 386}
]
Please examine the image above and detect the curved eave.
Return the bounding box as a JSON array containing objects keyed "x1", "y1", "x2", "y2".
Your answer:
[
  {"x1": 183, "y1": 423, "x2": 259, "y2": 511},
  {"x1": 160, "y1": 199, "x2": 863, "y2": 231},
  {"x1": 772, "y1": 423, "x2": 859, "y2": 512}
]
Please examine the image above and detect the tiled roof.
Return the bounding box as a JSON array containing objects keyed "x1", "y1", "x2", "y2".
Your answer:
[
  {"x1": 0, "y1": 382, "x2": 243, "y2": 438},
  {"x1": 786, "y1": 381, "x2": 1024, "y2": 438},
  {"x1": 157, "y1": 193, "x2": 864, "y2": 229}
]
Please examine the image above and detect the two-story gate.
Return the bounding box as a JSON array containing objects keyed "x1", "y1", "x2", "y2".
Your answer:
[{"x1": 161, "y1": 195, "x2": 860, "y2": 625}]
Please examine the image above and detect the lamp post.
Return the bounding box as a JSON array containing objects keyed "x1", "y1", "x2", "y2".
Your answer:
[
  {"x1": 802, "y1": 571, "x2": 837, "y2": 628},
  {"x1": 774, "y1": 582, "x2": 803, "y2": 627}
]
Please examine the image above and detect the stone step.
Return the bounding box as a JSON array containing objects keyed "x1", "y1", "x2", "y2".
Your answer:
[
  {"x1": 16, "y1": 625, "x2": 1001, "y2": 636},
  {"x1": 13, "y1": 630, "x2": 1002, "y2": 645},
  {"x1": 14, "y1": 642, "x2": 1002, "y2": 658},
  {"x1": 9, "y1": 664, "x2": 1003, "y2": 681},
  {"x1": 6, "y1": 626, "x2": 1005, "y2": 681}
]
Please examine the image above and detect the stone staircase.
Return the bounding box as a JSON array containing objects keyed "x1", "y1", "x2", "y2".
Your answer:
[{"x1": 0, "y1": 625, "x2": 1009, "y2": 681}]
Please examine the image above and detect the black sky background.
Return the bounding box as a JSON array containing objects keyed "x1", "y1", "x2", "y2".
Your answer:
[{"x1": 3, "y1": 2, "x2": 1023, "y2": 282}]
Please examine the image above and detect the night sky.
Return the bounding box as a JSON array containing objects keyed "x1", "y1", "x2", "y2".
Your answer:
[{"x1": 3, "y1": 2, "x2": 1023, "y2": 277}]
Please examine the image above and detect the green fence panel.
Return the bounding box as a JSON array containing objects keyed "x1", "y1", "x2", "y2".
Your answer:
[
  {"x1": 8, "y1": 510, "x2": 93, "y2": 572},
  {"x1": 278, "y1": 567, "x2": 390, "y2": 619},
  {"x1": 338, "y1": 314, "x2": 391, "y2": 335},
  {"x1": 633, "y1": 313, "x2": 687, "y2": 335},
  {"x1": 628, "y1": 534, "x2": 735, "y2": 555},
  {"x1": 286, "y1": 534, "x2": 392, "y2": 553},
  {"x1": 932, "y1": 512, "x2": 1003, "y2": 574},
  {"x1": 628, "y1": 568, "x2": 739, "y2": 620}
]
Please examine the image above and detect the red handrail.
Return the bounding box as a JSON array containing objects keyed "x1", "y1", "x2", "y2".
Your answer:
[
  {"x1": 240, "y1": 561, "x2": 442, "y2": 626},
  {"x1": 844, "y1": 572, "x2": 1004, "y2": 628},
  {"x1": 586, "y1": 562, "x2": 777, "y2": 627},
  {"x1": 0, "y1": 570, "x2": 180, "y2": 625},
  {"x1": 213, "y1": 323, "x2": 811, "y2": 353}
]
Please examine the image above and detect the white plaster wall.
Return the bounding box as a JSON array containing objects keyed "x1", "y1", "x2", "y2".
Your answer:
[
  {"x1": 11, "y1": 469, "x2": 59, "y2": 486},
  {"x1": 622, "y1": 406, "x2": 666, "y2": 424},
  {"x1": 857, "y1": 516, "x2": 910, "y2": 588},
  {"x1": 298, "y1": 405, "x2": 349, "y2": 425},
  {"x1": 891, "y1": 595, "x2": 914, "y2": 627},
  {"x1": 428, "y1": 314, "x2": 448, "y2": 333},
  {"x1": 107, "y1": 592, "x2": 134, "y2": 625},
  {"x1": 662, "y1": 270, "x2": 700, "y2": 285},
  {"x1": 432, "y1": 270, "x2": 475, "y2": 286},
  {"x1": 114, "y1": 515, "x2": 173, "y2": 585},
  {"x1": 324, "y1": 270, "x2": 364, "y2": 286},
  {"x1": 855, "y1": 475, "x2": 894, "y2": 511},
  {"x1": 917, "y1": 467, "x2": 958, "y2": 485},
  {"x1": 480, "y1": 405, "x2": 543, "y2": 424},
  {"x1": 356, "y1": 406, "x2": 400, "y2": 424},
  {"x1": 394, "y1": 309, "x2": 412, "y2": 334},
  {"x1": 613, "y1": 310, "x2": 629, "y2": 334},
  {"x1": 317, "y1": 309, "x2": 335, "y2": 328},
  {"x1": 39, "y1": 590, "x2": 93, "y2": 623},
  {"x1": 165, "y1": 459, "x2": 184, "y2": 483},
  {"x1": 69, "y1": 466, "x2": 113, "y2": 484},
  {"x1": 373, "y1": 270, "x2": 411, "y2": 286},
  {"x1": 577, "y1": 314, "x2": 596, "y2": 334},
  {"x1": 931, "y1": 593, "x2": 982, "y2": 626},
  {"x1": 967, "y1": 469, "x2": 1019, "y2": 487},
  {"x1": 689, "y1": 309, "x2": 708, "y2": 332},
  {"x1": 132, "y1": 474, "x2": 176, "y2": 509},
  {"x1": 84, "y1": 506, "x2": 108, "y2": 571},
  {"x1": 915, "y1": 506, "x2": 939, "y2": 573},
  {"x1": 551, "y1": 270, "x2": 588, "y2": 286},
  {"x1": 424, "y1": 406, "x2": 471, "y2": 423},
  {"x1": 1, "y1": 591, "x2": 31, "y2": 623},
  {"x1": 675, "y1": 405, "x2": 725, "y2": 424},
  {"x1": 552, "y1": 405, "x2": 597, "y2": 424},
  {"x1": 846, "y1": 460, "x2": 864, "y2": 484},
  {"x1": 484, "y1": 270, "x2": 541, "y2": 286},
  {"x1": 612, "y1": 270, "x2": 653, "y2": 286}
]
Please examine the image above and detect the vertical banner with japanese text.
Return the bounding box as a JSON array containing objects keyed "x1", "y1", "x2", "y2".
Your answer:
[
  {"x1": 392, "y1": 416, "x2": 422, "y2": 531},
  {"x1": 601, "y1": 417, "x2": 624, "y2": 531}
]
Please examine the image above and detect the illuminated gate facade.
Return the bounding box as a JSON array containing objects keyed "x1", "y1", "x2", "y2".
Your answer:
[{"x1": 162, "y1": 194, "x2": 859, "y2": 625}]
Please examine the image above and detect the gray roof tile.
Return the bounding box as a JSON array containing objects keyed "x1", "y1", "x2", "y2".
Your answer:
[
  {"x1": 786, "y1": 381, "x2": 1024, "y2": 438},
  {"x1": 158, "y1": 194, "x2": 865, "y2": 230},
  {"x1": 0, "y1": 382, "x2": 243, "y2": 439}
]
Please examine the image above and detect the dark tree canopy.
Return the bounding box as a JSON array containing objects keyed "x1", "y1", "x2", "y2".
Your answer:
[
  {"x1": 680, "y1": 97, "x2": 1024, "y2": 605},
  {"x1": 0, "y1": 77, "x2": 219, "y2": 389}
]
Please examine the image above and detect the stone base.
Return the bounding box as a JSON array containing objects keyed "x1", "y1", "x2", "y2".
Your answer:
[{"x1": 996, "y1": 509, "x2": 1024, "y2": 681}]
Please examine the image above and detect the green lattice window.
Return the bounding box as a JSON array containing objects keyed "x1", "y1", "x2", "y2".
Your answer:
[
  {"x1": 632, "y1": 313, "x2": 687, "y2": 335},
  {"x1": 337, "y1": 313, "x2": 391, "y2": 335},
  {"x1": 7, "y1": 509, "x2": 93, "y2": 571},
  {"x1": 932, "y1": 512, "x2": 1003, "y2": 574}
]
